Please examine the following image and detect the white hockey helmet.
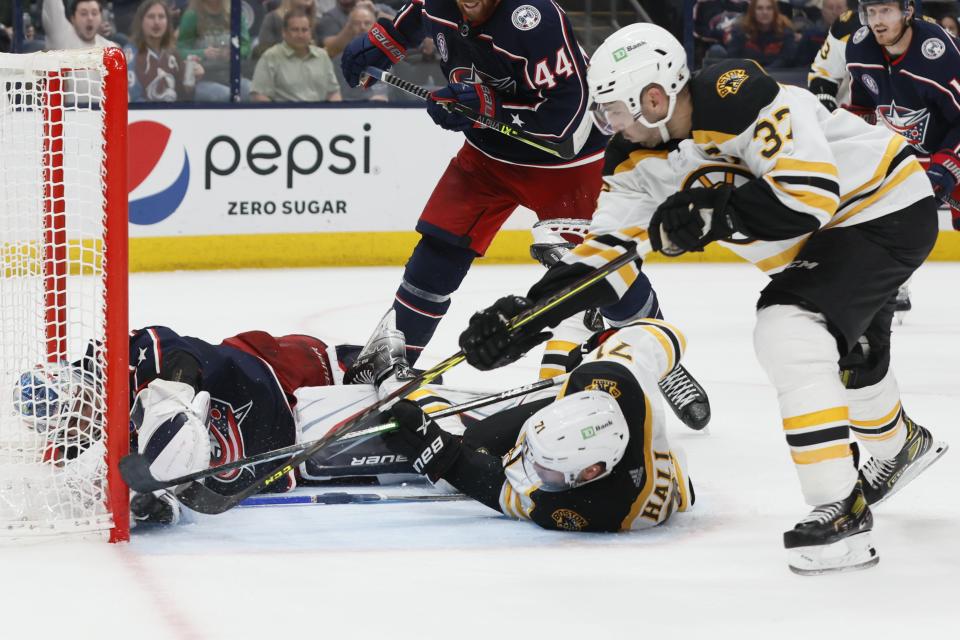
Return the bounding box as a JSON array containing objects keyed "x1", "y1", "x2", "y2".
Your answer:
[
  {"x1": 521, "y1": 390, "x2": 630, "y2": 492},
  {"x1": 587, "y1": 23, "x2": 689, "y2": 140}
]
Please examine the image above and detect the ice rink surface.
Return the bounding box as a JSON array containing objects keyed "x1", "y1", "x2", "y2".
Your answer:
[{"x1": 5, "y1": 261, "x2": 958, "y2": 639}]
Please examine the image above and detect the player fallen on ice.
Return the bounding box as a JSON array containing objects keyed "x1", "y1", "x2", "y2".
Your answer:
[
  {"x1": 381, "y1": 318, "x2": 695, "y2": 532},
  {"x1": 457, "y1": 23, "x2": 948, "y2": 573},
  {"x1": 11, "y1": 315, "x2": 473, "y2": 527}
]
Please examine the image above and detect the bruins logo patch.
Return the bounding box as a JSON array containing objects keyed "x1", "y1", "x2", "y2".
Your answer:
[
  {"x1": 585, "y1": 378, "x2": 621, "y2": 398},
  {"x1": 552, "y1": 508, "x2": 589, "y2": 531},
  {"x1": 716, "y1": 68, "x2": 748, "y2": 98},
  {"x1": 681, "y1": 163, "x2": 753, "y2": 192}
]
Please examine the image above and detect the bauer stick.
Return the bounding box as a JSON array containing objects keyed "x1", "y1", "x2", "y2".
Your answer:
[
  {"x1": 121, "y1": 375, "x2": 565, "y2": 494},
  {"x1": 238, "y1": 492, "x2": 470, "y2": 508},
  {"x1": 361, "y1": 67, "x2": 577, "y2": 160},
  {"x1": 130, "y1": 239, "x2": 649, "y2": 515}
]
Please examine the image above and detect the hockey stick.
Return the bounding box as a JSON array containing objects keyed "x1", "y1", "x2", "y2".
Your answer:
[
  {"x1": 238, "y1": 492, "x2": 470, "y2": 507},
  {"x1": 147, "y1": 241, "x2": 648, "y2": 515},
  {"x1": 120, "y1": 375, "x2": 564, "y2": 493},
  {"x1": 362, "y1": 67, "x2": 577, "y2": 160}
]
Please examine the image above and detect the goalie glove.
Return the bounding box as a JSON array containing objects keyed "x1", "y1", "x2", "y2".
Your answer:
[
  {"x1": 341, "y1": 18, "x2": 407, "y2": 88},
  {"x1": 649, "y1": 186, "x2": 743, "y2": 256},
  {"x1": 427, "y1": 82, "x2": 501, "y2": 132},
  {"x1": 458, "y1": 295, "x2": 552, "y2": 371},
  {"x1": 383, "y1": 401, "x2": 460, "y2": 483},
  {"x1": 131, "y1": 379, "x2": 212, "y2": 483}
]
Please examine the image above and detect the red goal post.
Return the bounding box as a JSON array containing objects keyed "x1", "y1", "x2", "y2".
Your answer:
[{"x1": 0, "y1": 47, "x2": 128, "y2": 542}]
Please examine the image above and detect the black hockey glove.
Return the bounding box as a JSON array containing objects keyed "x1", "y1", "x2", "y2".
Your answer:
[
  {"x1": 130, "y1": 491, "x2": 181, "y2": 526},
  {"x1": 649, "y1": 186, "x2": 739, "y2": 256},
  {"x1": 341, "y1": 18, "x2": 407, "y2": 88},
  {"x1": 384, "y1": 400, "x2": 460, "y2": 482},
  {"x1": 458, "y1": 295, "x2": 552, "y2": 371}
]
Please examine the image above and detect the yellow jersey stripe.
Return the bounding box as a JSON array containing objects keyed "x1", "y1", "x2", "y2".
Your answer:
[
  {"x1": 827, "y1": 160, "x2": 925, "y2": 228},
  {"x1": 640, "y1": 325, "x2": 676, "y2": 372},
  {"x1": 855, "y1": 424, "x2": 903, "y2": 442},
  {"x1": 753, "y1": 240, "x2": 805, "y2": 273},
  {"x1": 635, "y1": 317, "x2": 687, "y2": 353},
  {"x1": 671, "y1": 451, "x2": 691, "y2": 512},
  {"x1": 620, "y1": 394, "x2": 656, "y2": 531},
  {"x1": 773, "y1": 157, "x2": 839, "y2": 177},
  {"x1": 614, "y1": 149, "x2": 670, "y2": 174},
  {"x1": 783, "y1": 406, "x2": 849, "y2": 430},
  {"x1": 767, "y1": 177, "x2": 839, "y2": 217},
  {"x1": 791, "y1": 443, "x2": 852, "y2": 465},
  {"x1": 838, "y1": 136, "x2": 903, "y2": 204},
  {"x1": 539, "y1": 366, "x2": 566, "y2": 379},
  {"x1": 693, "y1": 129, "x2": 738, "y2": 146},
  {"x1": 615, "y1": 263, "x2": 638, "y2": 289},
  {"x1": 850, "y1": 402, "x2": 902, "y2": 428},
  {"x1": 544, "y1": 339, "x2": 579, "y2": 353},
  {"x1": 405, "y1": 388, "x2": 434, "y2": 401}
]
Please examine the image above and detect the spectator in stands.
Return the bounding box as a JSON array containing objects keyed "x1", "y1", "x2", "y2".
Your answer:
[
  {"x1": 254, "y1": 0, "x2": 324, "y2": 59},
  {"x1": 777, "y1": 0, "x2": 820, "y2": 34},
  {"x1": 97, "y1": 0, "x2": 129, "y2": 47},
  {"x1": 126, "y1": 0, "x2": 200, "y2": 102},
  {"x1": 330, "y1": 3, "x2": 388, "y2": 101},
  {"x1": 42, "y1": 0, "x2": 112, "y2": 49},
  {"x1": 177, "y1": 0, "x2": 252, "y2": 101},
  {"x1": 317, "y1": 0, "x2": 395, "y2": 59},
  {"x1": 250, "y1": 8, "x2": 341, "y2": 101},
  {"x1": 795, "y1": 0, "x2": 847, "y2": 66},
  {"x1": 724, "y1": 0, "x2": 797, "y2": 68},
  {"x1": 693, "y1": 0, "x2": 748, "y2": 65},
  {"x1": 939, "y1": 14, "x2": 959, "y2": 38}
]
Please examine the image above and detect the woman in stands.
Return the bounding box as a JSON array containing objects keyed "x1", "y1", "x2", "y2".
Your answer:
[{"x1": 724, "y1": 0, "x2": 798, "y2": 67}]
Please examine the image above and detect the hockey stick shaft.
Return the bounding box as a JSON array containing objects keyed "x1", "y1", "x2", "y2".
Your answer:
[
  {"x1": 238, "y1": 492, "x2": 469, "y2": 507},
  {"x1": 120, "y1": 375, "x2": 564, "y2": 493},
  {"x1": 362, "y1": 67, "x2": 576, "y2": 160},
  {"x1": 163, "y1": 242, "x2": 648, "y2": 514}
]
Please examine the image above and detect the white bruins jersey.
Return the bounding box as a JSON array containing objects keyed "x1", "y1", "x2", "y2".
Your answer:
[
  {"x1": 808, "y1": 9, "x2": 860, "y2": 105},
  {"x1": 497, "y1": 321, "x2": 693, "y2": 532}
]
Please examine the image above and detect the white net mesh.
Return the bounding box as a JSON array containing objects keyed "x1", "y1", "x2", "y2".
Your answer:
[{"x1": 0, "y1": 50, "x2": 117, "y2": 538}]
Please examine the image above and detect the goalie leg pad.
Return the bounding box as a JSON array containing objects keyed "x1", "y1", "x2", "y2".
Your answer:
[
  {"x1": 133, "y1": 379, "x2": 212, "y2": 483},
  {"x1": 392, "y1": 235, "x2": 475, "y2": 364}
]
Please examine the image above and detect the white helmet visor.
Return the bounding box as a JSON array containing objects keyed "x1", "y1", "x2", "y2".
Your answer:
[
  {"x1": 523, "y1": 455, "x2": 576, "y2": 492},
  {"x1": 589, "y1": 100, "x2": 636, "y2": 136}
]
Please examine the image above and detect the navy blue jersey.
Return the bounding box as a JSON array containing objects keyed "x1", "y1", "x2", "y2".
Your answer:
[
  {"x1": 128, "y1": 327, "x2": 335, "y2": 492},
  {"x1": 846, "y1": 20, "x2": 960, "y2": 155},
  {"x1": 388, "y1": 0, "x2": 607, "y2": 166}
]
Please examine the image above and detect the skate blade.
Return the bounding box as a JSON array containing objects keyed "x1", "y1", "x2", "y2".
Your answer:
[
  {"x1": 787, "y1": 531, "x2": 879, "y2": 576},
  {"x1": 872, "y1": 440, "x2": 949, "y2": 507}
]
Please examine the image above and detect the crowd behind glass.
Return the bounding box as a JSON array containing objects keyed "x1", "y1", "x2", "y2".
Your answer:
[{"x1": 0, "y1": 0, "x2": 956, "y2": 103}]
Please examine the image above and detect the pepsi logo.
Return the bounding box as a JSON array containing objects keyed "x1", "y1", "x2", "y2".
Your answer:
[{"x1": 128, "y1": 120, "x2": 190, "y2": 225}]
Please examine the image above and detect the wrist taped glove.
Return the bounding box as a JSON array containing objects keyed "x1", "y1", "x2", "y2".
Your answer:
[
  {"x1": 427, "y1": 82, "x2": 499, "y2": 132},
  {"x1": 649, "y1": 185, "x2": 741, "y2": 256},
  {"x1": 458, "y1": 295, "x2": 552, "y2": 371},
  {"x1": 384, "y1": 400, "x2": 460, "y2": 482},
  {"x1": 341, "y1": 18, "x2": 407, "y2": 88}
]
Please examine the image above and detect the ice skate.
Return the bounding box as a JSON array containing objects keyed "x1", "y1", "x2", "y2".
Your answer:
[
  {"x1": 859, "y1": 416, "x2": 948, "y2": 506},
  {"x1": 344, "y1": 310, "x2": 412, "y2": 388},
  {"x1": 784, "y1": 482, "x2": 878, "y2": 576},
  {"x1": 658, "y1": 364, "x2": 711, "y2": 430},
  {"x1": 894, "y1": 282, "x2": 911, "y2": 325}
]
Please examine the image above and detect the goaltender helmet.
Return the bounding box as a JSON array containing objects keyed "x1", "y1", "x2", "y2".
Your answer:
[
  {"x1": 587, "y1": 23, "x2": 688, "y2": 137},
  {"x1": 858, "y1": 0, "x2": 915, "y2": 25},
  {"x1": 521, "y1": 390, "x2": 630, "y2": 492},
  {"x1": 13, "y1": 363, "x2": 99, "y2": 436}
]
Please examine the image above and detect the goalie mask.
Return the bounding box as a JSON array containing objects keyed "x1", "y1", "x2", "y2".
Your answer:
[
  {"x1": 521, "y1": 390, "x2": 629, "y2": 492},
  {"x1": 587, "y1": 23, "x2": 688, "y2": 142},
  {"x1": 13, "y1": 363, "x2": 101, "y2": 440}
]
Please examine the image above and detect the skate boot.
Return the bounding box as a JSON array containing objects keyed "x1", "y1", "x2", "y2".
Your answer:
[
  {"x1": 658, "y1": 364, "x2": 711, "y2": 430},
  {"x1": 894, "y1": 282, "x2": 911, "y2": 324},
  {"x1": 783, "y1": 482, "x2": 878, "y2": 576},
  {"x1": 859, "y1": 416, "x2": 948, "y2": 506},
  {"x1": 344, "y1": 310, "x2": 412, "y2": 388}
]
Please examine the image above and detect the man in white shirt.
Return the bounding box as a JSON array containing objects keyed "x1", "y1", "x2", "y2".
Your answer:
[{"x1": 43, "y1": 0, "x2": 113, "y2": 50}]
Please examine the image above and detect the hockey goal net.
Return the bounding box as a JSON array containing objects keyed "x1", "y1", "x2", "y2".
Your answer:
[{"x1": 0, "y1": 48, "x2": 128, "y2": 541}]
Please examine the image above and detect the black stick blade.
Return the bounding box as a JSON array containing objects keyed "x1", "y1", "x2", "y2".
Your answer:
[
  {"x1": 172, "y1": 481, "x2": 239, "y2": 515},
  {"x1": 119, "y1": 453, "x2": 168, "y2": 493}
]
